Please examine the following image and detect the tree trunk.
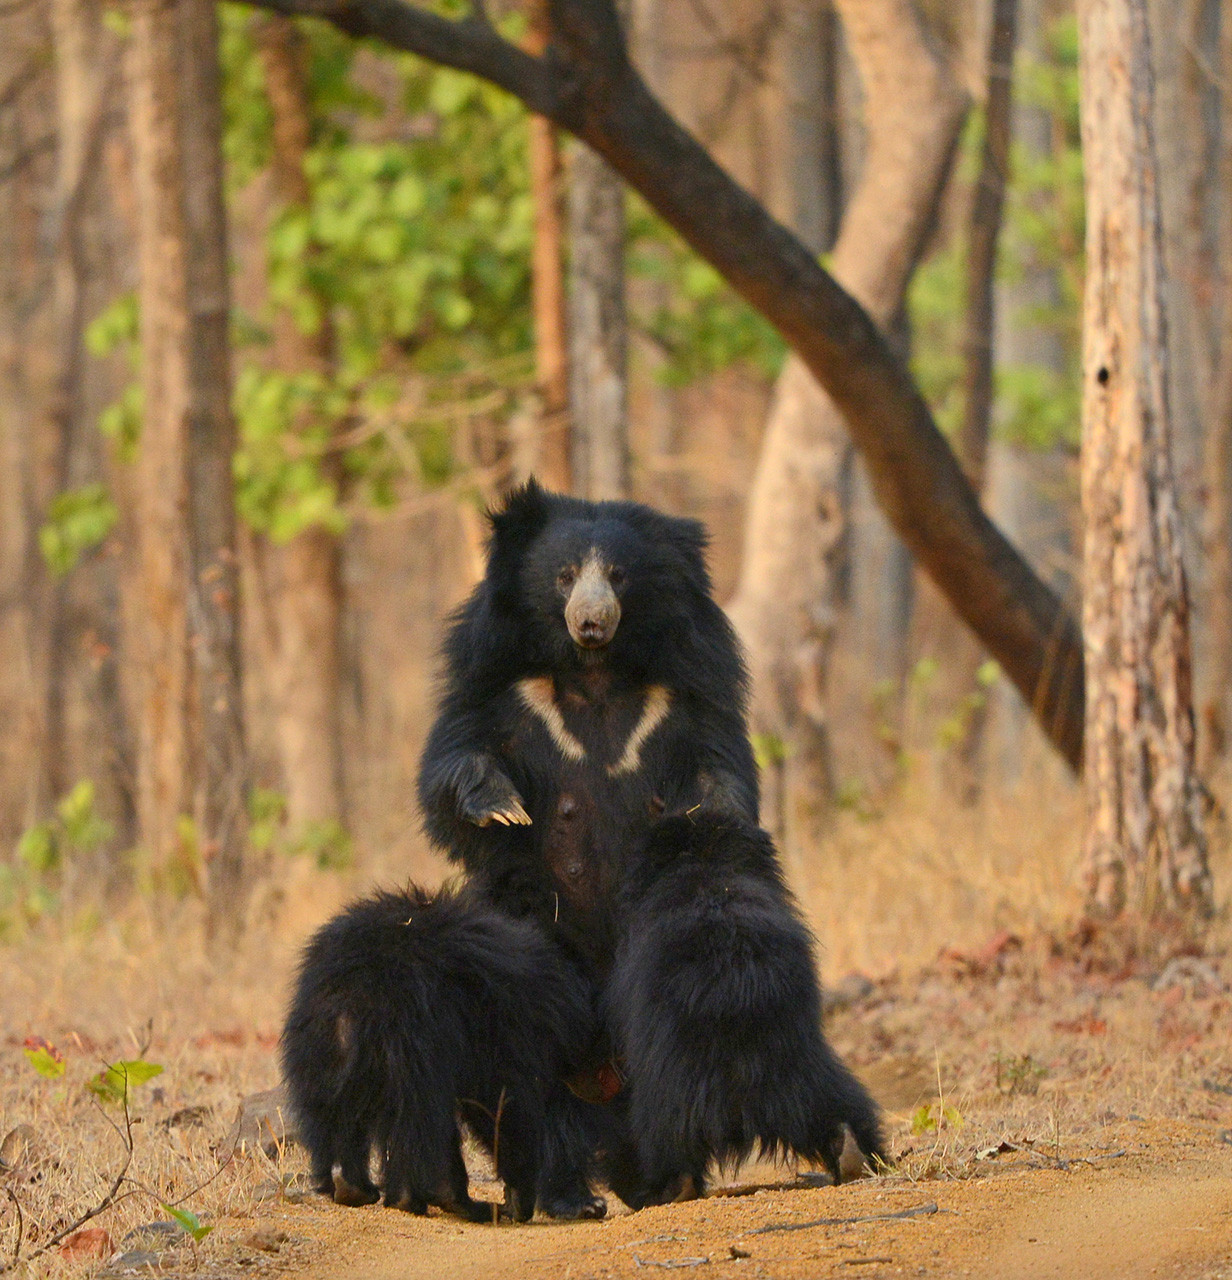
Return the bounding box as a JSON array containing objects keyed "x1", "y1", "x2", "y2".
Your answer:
[
  {"x1": 524, "y1": 0, "x2": 571, "y2": 492},
  {"x1": 1077, "y1": 0, "x2": 1213, "y2": 916},
  {"x1": 960, "y1": 0, "x2": 1017, "y2": 490},
  {"x1": 128, "y1": 0, "x2": 247, "y2": 929},
  {"x1": 249, "y1": 16, "x2": 347, "y2": 835},
  {"x1": 30, "y1": 0, "x2": 105, "y2": 815},
  {"x1": 180, "y1": 0, "x2": 248, "y2": 944},
  {"x1": 127, "y1": 0, "x2": 194, "y2": 873},
  {"x1": 1196, "y1": 0, "x2": 1232, "y2": 763},
  {"x1": 938, "y1": 0, "x2": 1019, "y2": 794},
  {"x1": 568, "y1": 141, "x2": 630, "y2": 500},
  {"x1": 727, "y1": 0, "x2": 967, "y2": 850}
]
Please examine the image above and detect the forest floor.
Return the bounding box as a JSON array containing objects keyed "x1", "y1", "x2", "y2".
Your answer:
[{"x1": 2, "y1": 793, "x2": 1230, "y2": 1279}]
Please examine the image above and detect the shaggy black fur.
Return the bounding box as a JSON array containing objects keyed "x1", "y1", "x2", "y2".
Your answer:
[
  {"x1": 609, "y1": 815, "x2": 885, "y2": 1204},
  {"x1": 418, "y1": 479, "x2": 758, "y2": 977},
  {"x1": 410, "y1": 482, "x2": 882, "y2": 1210},
  {"x1": 281, "y1": 884, "x2": 605, "y2": 1221}
]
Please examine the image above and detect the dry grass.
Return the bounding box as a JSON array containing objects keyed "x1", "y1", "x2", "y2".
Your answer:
[{"x1": 0, "y1": 772, "x2": 1228, "y2": 1277}]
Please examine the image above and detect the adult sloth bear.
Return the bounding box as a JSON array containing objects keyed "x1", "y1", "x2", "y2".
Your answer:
[{"x1": 418, "y1": 480, "x2": 882, "y2": 1206}]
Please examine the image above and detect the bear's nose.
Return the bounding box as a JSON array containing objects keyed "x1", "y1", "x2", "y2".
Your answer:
[{"x1": 564, "y1": 554, "x2": 621, "y2": 649}]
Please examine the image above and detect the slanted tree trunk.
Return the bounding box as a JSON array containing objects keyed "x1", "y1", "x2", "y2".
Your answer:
[
  {"x1": 128, "y1": 0, "x2": 247, "y2": 931},
  {"x1": 727, "y1": 0, "x2": 967, "y2": 851},
  {"x1": 1077, "y1": 0, "x2": 1213, "y2": 916},
  {"x1": 524, "y1": 0, "x2": 571, "y2": 492},
  {"x1": 248, "y1": 16, "x2": 347, "y2": 837},
  {"x1": 568, "y1": 141, "x2": 629, "y2": 500}
]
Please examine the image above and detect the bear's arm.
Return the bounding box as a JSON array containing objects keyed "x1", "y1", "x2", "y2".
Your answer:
[
  {"x1": 665, "y1": 601, "x2": 760, "y2": 822},
  {"x1": 418, "y1": 694, "x2": 531, "y2": 853},
  {"x1": 684, "y1": 695, "x2": 760, "y2": 822}
]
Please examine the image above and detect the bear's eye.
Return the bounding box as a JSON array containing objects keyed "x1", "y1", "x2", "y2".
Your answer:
[
  {"x1": 556, "y1": 566, "x2": 577, "y2": 593},
  {"x1": 608, "y1": 566, "x2": 627, "y2": 589}
]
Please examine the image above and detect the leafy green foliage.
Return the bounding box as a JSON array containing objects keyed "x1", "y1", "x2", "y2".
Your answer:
[
  {"x1": 87, "y1": 1059, "x2": 164, "y2": 1106},
  {"x1": 224, "y1": 12, "x2": 537, "y2": 533},
  {"x1": 245, "y1": 787, "x2": 351, "y2": 869},
  {"x1": 39, "y1": 484, "x2": 118, "y2": 576},
  {"x1": 85, "y1": 293, "x2": 142, "y2": 459},
  {"x1": 7, "y1": 782, "x2": 115, "y2": 929}
]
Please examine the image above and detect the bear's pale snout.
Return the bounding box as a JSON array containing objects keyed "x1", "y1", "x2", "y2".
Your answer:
[{"x1": 565, "y1": 551, "x2": 621, "y2": 649}]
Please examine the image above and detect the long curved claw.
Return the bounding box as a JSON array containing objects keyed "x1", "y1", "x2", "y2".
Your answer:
[{"x1": 503, "y1": 798, "x2": 532, "y2": 825}]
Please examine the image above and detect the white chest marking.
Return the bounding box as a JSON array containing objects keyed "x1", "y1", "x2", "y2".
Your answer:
[
  {"x1": 516, "y1": 678, "x2": 672, "y2": 774},
  {"x1": 608, "y1": 685, "x2": 672, "y2": 777},
  {"x1": 517, "y1": 677, "x2": 587, "y2": 762}
]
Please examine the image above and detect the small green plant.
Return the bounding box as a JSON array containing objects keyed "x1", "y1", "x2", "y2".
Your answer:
[
  {"x1": 162, "y1": 1204, "x2": 214, "y2": 1244},
  {"x1": 23, "y1": 1035, "x2": 66, "y2": 1080},
  {"x1": 751, "y1": 732, "x2": 790, "y2": 772},
  {"x1": 86, "y1": 1059, "x2": 164, "y2": 1107},
  {"x1": 993, "y1": 1051, "x2": 1047, "y2": 1095},
  {"x1": 911, "y1": 1101, "x2": 964, "y2": 1135},
  {"x1": 8, "y1": 781, "x2": 115, "y2": 929},
  {"x1": 289, "y1": 818, "x2": 353, "y2": 871}
]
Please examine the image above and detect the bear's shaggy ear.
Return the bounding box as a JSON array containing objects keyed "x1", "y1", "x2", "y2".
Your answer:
[
  {"x1": 660, "y1": 514, "x2": 711, "y2": 592},
  {"x1": 486, "y1": 478, "x2": 552, "y2": 605}
]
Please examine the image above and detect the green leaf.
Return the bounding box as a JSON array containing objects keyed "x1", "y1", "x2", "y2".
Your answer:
[
  {"x1": 17, "y1": 822, "x2": 58, "y2": 874},
  {"x1": 57, "y1": 780, "x2": 114, "y2": 854},
  {"x1": 161, "y1": 1204, "x2": 214, "y2": 1243},
  {"x1": 87, "y1": 1059, "x2": 164, "y2": 1106},
  {"x1": 39, "y1": 484, "x2": 119, "y2": 577},
  {"x1": 24, "y1": 1037, "x2": 66, "y2": 1079}
]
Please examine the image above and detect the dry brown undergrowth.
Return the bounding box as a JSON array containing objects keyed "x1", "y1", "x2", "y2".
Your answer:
[{"x1": 0, "y1": 779, "x2": 1227, "y2": 1277}]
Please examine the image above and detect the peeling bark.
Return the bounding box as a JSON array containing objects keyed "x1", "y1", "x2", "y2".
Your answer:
[{"x1": 1078, "y1": 0, "x2": 1212, "y2": 915}]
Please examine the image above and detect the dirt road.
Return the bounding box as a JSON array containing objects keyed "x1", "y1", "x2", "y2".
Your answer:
[{"x1": 254, "y1": 1119, "x2": 1231, "y2": 1280}]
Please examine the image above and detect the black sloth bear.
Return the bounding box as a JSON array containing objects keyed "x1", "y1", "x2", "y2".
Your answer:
[
  {"x1": 415, "y1": 481, "x2": 884, "y2": 1205},
  {"x1": 418, "y1": 478, "x2": 759, "y2": 977},
  {"x1": 281, "y1": 884, "x2": 605, "y2": 1221},
  {"x1": 610, "y1": 814, "x2": 885, "y2": 1201}
]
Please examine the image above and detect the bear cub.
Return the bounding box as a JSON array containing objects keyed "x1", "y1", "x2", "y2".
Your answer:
[
  {"x1": 610, "y1": 814, "x2": 886, "y2": 1203},
  {"x1": 281, "y1": 884, "x2": 604, "y2": 1221}
]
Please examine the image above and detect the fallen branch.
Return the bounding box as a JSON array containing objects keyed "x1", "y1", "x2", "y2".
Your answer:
[{"x1": 749, "y1": 1201, "x2": 939, "y2": 1236}]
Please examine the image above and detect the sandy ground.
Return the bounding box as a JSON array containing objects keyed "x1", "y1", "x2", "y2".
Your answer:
[
  {"x1": 4, "y1": 850, "x2": 1230, "y2": 1280},
  {"x1": 243, "y1": 1118, "x2": 1232, "y2": 1280}
]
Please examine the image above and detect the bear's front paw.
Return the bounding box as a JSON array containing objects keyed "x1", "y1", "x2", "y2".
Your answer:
[{"x1": 459, "y1": 772, "x2": 532, "y2": 828}]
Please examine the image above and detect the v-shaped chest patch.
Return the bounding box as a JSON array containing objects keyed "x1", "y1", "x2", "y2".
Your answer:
[{"x1": 516, "y1": 677, "x2": 672, "y2": 776}]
